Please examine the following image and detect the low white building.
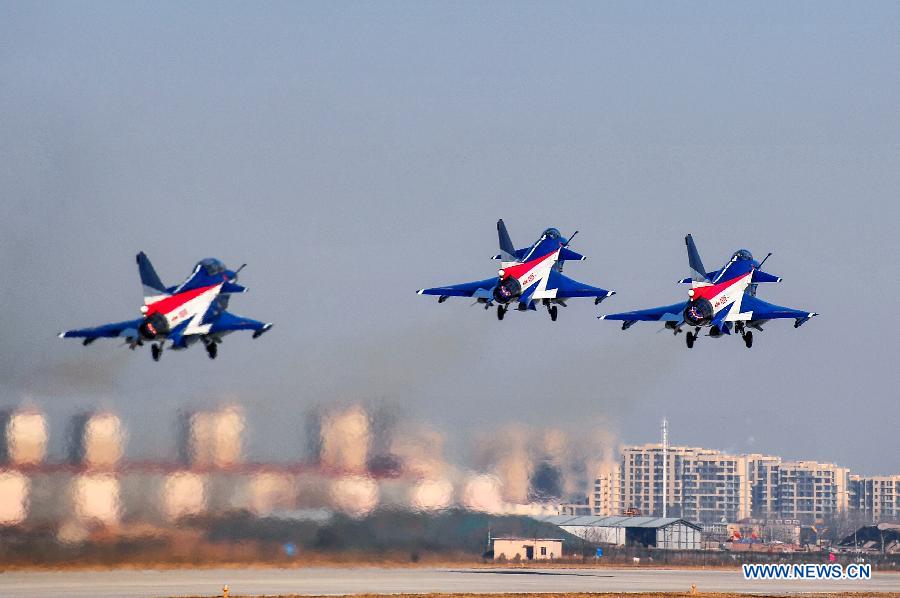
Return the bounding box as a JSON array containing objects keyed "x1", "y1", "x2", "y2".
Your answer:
[{"x1": 493, "y1": 537, "x2": 562, "y2": 561}]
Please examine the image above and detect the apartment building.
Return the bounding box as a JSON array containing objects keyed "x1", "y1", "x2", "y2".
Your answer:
[
  {"x1": 592, "y1": 445, "x2": 873, "y2": 526},
  {"x1": 591, "y1": 465, "x2": 622, "y2": 516},
  {"x1": 747, "y1": 458, "x2": 850, "y2": 524},
  {"x1": 680, "y1": 450, "x2": 751, "y2": 524},
  {"x1": 748, "y1": 454, "x2": 781, "y2": 518},
  {"x1": 850, "y1": 475, "x2": 900, "y2": 522},
  {"x1": 616, "y1": 445, "x2": 751, "y2": 523}
]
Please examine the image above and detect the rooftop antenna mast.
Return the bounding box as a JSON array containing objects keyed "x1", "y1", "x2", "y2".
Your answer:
[{"x1": 662, "y1": 417, "x2": 668, "y2": 518}]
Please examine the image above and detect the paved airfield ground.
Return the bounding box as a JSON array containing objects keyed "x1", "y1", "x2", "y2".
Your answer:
[{"x1": 0, "y1": 567, "x2": 898, "y2": 597}]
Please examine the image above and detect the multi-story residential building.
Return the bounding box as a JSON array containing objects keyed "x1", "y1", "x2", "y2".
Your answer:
[
  {"x1": 775, "y1": 461, "x2": 848, "y2": 524},
  {"x1": 617, "y1": 445, "x2": 751, "y2": 523},
  {"x1": 850, "y1": 475, "x2": 900, "y2": 522},
  {"x1": 680, "y1": 451, "x2": 751, "y2": 524},
  {"x1": 748, "y1": 454, "x2": 781, "y2": 519},
  {"x1": 591, "y1": 465, "x2": 622, "y2": 516},
  {"x1": 593, "y1": 444, "x2": 883, "y2": 526},
  {"x1": 619, "y1": 444, "x2": 669, "y2": 517},
  {"x1": 747, "y1": 457, "x2": 849, "y2": 524}
]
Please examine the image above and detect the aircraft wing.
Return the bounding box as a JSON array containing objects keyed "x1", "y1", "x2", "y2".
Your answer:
[
  {"x1": 559, "y1": 247, "x2": 586, "y2": 262},
  {"x1": 740, "y1": 295, "x2": 817, "y2": 325},
  {"x1": 220, "y1": 281, "x2": 247, "y2": 294},
  {"x1": 59, "y1": 318, "x2": 144, "y2": 341},
  {"x1": 417, "y1": 277, "x2": 497, "y2": 299},
  {"x1": 599, "y1": 301, "x2": 688, "y2": 323},
  {"x1": 548, "y1": 271, "x2": 614, "y2": 302},
  {"x1": 751, "y1": 269, "x2": 782, "y2": 284},
  {"x1": 208, "y1": 311, "x2": 273, "y2": 337}
]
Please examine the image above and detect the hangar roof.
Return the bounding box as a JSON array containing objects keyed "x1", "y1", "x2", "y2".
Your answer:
[{"x1": 534, "y1": 514, "x2": 702, "y2": 531}]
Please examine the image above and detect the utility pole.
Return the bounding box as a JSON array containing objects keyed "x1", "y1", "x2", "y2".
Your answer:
[{"x1": 662, "y1": 417, "x2": 668, "y2": 518}]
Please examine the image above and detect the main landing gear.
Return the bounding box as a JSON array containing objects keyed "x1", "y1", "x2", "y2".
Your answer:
[
  {"x1": 205, "y1": 341, "x2": 218, "y2": 359},
  {"x1": 736, "y1": 322, "x2": 753, "y2": 349},
  {"x1": 151, "y1": 343, "x2": 162, "y2": 361},
  {"x1": 685, "y1": 328, "x2": 699, "y2": 349},
  {"x1": 497, "y1": 305, "x2": 506, "y2": 321},
  {"x1": 685, "y1": 325, "x2": 754, "y2": 349}
]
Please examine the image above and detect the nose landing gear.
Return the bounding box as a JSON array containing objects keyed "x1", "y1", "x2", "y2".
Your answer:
[
  {"x1": 205, "y1": 341, "x2": 218, "y2": 359},
  {"x1": 548, "y1": 305, "x2": 558, "y2": 322},
  {"x1": 497, "y1": 305, "x2": 506, "y2": 321},
  {"x1": 742, "y1": 331, "x2": 753, "y2": 348}
]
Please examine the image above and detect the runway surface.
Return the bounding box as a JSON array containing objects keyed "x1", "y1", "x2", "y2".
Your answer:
[{"x1": 1, "y1": 566, "x2": 898, "y2": 597}]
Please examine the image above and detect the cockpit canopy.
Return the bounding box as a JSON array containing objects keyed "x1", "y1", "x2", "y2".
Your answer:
[
  {"x1": 542, "y1": 228, "x2": 562, "y2": 240},
  {"x1": 732, "y1": 249, "x2": 753, "y2": 262},
  {"x1": 197, "y1": 258, "x2": 226, "y2": 276}
]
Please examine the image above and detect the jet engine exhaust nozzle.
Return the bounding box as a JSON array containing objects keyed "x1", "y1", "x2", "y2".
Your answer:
[
  {"x1": 683, "y1": 298, "x2": 713, "y2": 327},
  {"x1": 139, "y1": 312, "x2": 170, "y2": 340},
  {"x1": 492, "y1": 276, "x2": 522, "y2": 304}
]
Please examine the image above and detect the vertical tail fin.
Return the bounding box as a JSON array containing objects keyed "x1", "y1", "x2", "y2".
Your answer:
[
  {"x1": 497, "y1": 219, "x2": 516, "y2": 261},
  {"x1": 685, "y1": 234, "x2": 709, "y2": 284},
  {"x1": 136, "y1": 252, "x2": 167, "y2": 301}
]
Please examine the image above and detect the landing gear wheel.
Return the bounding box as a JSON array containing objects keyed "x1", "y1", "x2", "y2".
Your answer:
[
  {"x1": 206, "y1": 342, "x2": 218, "y2": 359},
  {"x1": 743, "y1": 331, "x2": 753, "y2": 348},
  {"x1": 497, "y1": 306, "x2": 506, "y2": 321},
  {"x1": 151, "y1": 343, "x2": 162, "y2": 361},
  {"x1": 686, "y1": 332, "x2": 695, "y2": 349},
  {"x1": 549, "y1": 305, "x2": 558, "y2": 322}
]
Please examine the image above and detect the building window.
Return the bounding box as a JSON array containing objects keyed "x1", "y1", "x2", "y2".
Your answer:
[{"x1": 540, "y1": 546, "x2": 547, "y2": 556}]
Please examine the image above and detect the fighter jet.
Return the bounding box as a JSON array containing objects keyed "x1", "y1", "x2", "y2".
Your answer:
[
  {"x1": 599, "y1": 235, "x2": 817, "y2": 348},
  {"x1": 417, "y1": 219, "x2": 615, "y2": 321},
  {"x1": 59, "y1": 253, "x2": 272, "y2": 360}
]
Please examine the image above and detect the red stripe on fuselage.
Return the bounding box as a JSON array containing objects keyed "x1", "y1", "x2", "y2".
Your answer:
[
  {"x1": 501, "y1": 247, "x2": 560, "y2": 281},
  {"x1": 145, "y1": 284, "x2": 219, "y2": 317},
  {"x1": 690, "y1": 274, "x2": 747, "y2": 301}
]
